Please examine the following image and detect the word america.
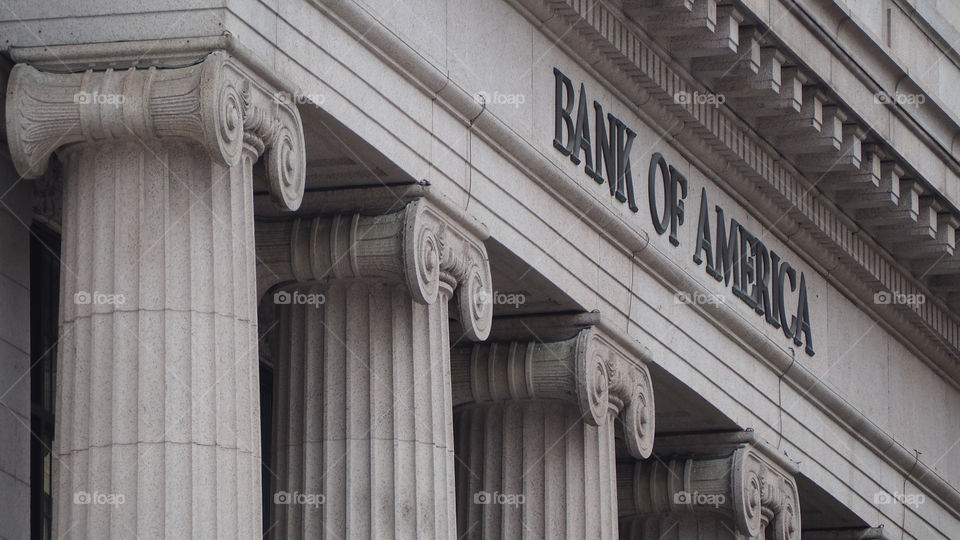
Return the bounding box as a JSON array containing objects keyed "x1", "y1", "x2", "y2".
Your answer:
[{"x1": 552, "y1": 68, "x2": 814, "y2": 356}]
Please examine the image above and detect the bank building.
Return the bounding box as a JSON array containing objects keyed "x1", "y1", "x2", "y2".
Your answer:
[{"x1": 2, "y1": 0, "x2": 960, "y2": 538}]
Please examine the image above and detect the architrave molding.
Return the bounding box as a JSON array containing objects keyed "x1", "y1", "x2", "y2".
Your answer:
[{"x1": 515, "y1": 0, "x2": 960, "y2": 379}]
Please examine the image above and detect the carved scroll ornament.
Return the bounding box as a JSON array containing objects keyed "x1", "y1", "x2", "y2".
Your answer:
[
  {"x1": 255, "y1": 199, "x2": 494, "y2": 341},
  {"x1": 6, "y1": 51, "x2": 306, "y2": 210},
  {"x1": 450, "y1": 327, "x2": 656, "y2": 459}
]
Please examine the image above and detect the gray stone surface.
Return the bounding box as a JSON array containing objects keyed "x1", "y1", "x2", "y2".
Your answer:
[
  {"x1": 2, "y1": 50, "x2": 307, "y2": 538},
  {"x1": 49, "y1": 138, "x2": 264, "y2": 538},
  {"x1": 0, "y1": 0, "x2": 958, "y2": 537},
  {"x1": 262, "y1": 200, "x2": 494, "y2": 539},
  {"x1": 451, "y1": 329, "x2": 655, "y2": 539},
  {"x1": 0, "y1": 150, "x2": 31, "y2": 540},
  {"x1": 272, "y1": 282, "x2": 459, "y2": 539}
]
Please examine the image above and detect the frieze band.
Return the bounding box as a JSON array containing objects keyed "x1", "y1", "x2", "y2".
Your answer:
[{"x1": 553, "y1": 67, "x2": 814, "y2": 356}]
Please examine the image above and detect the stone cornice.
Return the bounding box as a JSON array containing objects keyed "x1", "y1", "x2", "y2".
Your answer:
[
  {"x1": 255, "y1": 198, "x2": 494, "y2": 341},
  {"x1": 514, "y1": 0, "x2": 960, "y2": 380},
  {"x1": 618, "y1": 442, "x2": 802, "y2": 540},
  {"x1": 450, "y1": 326, "x2": 656, "y2": 458},
  {"x1": 787, "y1": 0, "x2": 960, "y2": 157},
  {"x1": 7, "y1": 36, "x2": 301, "y2": 108},
  {"x1": 5, "y1": 49, "x2": 306, "y2": 210}
]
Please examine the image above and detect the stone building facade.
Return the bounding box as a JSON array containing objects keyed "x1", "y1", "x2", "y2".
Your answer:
[{"x1": 0, "y1": 0, "x2": 958, "y2": 538}]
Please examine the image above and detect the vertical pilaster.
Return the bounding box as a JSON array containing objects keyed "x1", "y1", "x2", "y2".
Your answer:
[
  {"x1": 259, "y1": 200, "x2": 493, "y2": 539},
  {"x1": 5, "y1": 51, "x2": 306, "y2": 538},
  {"x1": 450, "y1": 329, "x2": 656, "y2": 540}
]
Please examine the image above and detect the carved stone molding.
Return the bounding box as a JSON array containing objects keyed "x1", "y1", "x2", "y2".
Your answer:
[
  {"x1": 450, "y1": 326, "x2": 655, "y2": 459},
  {"x1": 520, "y1": 0, "x2": 960, "y2": 379},
  {"x1": 256, "y1": 198, "x2": 494, "y2": 340},
  {"x1": 5, "y1": 50, "x2": 306, "y2": 210},
  {"x1": 619, "y1": 444, "x2": 801, "y2": 540}
]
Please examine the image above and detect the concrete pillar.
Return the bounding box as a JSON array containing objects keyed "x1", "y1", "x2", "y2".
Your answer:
[
  {"x1": 5, "y1": 51, "x2": 306, "y2": 538},
  {"x1": 258, "y1": 200, "x2": 494, "y2": 539},
  {"x1": 618, "y1": 435, "x2": 801, "y2": 540},
  {"x1": 450, "y1": 328, "x2": 656, "y2": 540}
]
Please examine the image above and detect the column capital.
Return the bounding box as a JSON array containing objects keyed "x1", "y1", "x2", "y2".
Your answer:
[
  {"x1": 5, "y1": 50, "x2": 306, "y2": 209},
  {"x1": 450, "y1": 326, "x2": 655, "y2": 458},
  {"x1": 257, "y1": 198, "x2": 494, "y2": 340},
  {"x1": 620, "y1": 441, "x2": 801, "y2": 540}
]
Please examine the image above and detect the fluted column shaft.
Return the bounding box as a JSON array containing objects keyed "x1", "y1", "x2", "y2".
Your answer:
[
  {"x1": 618, "y1": 512, "x2": 740, "y2": 540},
  {"x1": 270, "y1": 281, "x2": 458, "y2": 539},
  {"x1": 55, "y1": 141, "x2": 262, "y2": 538},
  {"x1": 454, "y1": 401, "x2": 618, "y2": 539},
  {"x1": 270, "y1": 285, "x2": 325, "y2": 538}
]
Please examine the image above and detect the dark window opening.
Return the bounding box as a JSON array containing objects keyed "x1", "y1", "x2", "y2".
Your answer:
[
  {"x1": 260, "y1": 357, "x2": 274, "y2": 535},
  {"x1": 30, "y1": 223, "x2": 60, "y2": 540}
]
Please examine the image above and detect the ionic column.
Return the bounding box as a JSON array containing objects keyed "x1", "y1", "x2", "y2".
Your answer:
[
  {"x1": 257, "y1": 200, "x2": 494, "y2": 539},
  {"x1": 450, "y1": 328, "x2": 656, "y2": 539},
  {"x1": 6, "y1": 52, "x2": 306, "y2": 538},
  {"x1": 618, "y1": 438, "x2": 801, "y2": 540}
]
